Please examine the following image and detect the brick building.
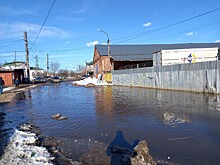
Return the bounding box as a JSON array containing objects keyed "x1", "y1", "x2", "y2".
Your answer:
[{"x1": 93, "y1": 45, "x2": 153, "y2": 81}]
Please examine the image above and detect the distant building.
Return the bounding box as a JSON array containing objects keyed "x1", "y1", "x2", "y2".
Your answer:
[
  {"x1": 93, "y1": 43, "x2": 220, "y2": 77},
  {"x1": 1, "y1": 61, "x2": 25, "y2": 70},
  {"x1": 85, "y1": 61, "x2": 94, "y2": 75},
  {"x1": 30, "y1": 67, "x2": 45, "y2": 81},
  {"x1": 0, "y1": 61, "x2": 25, "y2": 86},
  {"x1": 0, "y1": 61, "x2": 45, "y2": 85}
]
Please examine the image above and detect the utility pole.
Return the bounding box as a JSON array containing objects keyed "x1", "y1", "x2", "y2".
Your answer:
[
  {"x1": 24, "y1": 31, "x2": 30, "y2": 80},
  {"x1": 14, "y1": 51, "x2": 16, "y2": 69},
  {"x1": 34, "y1": 55, "x2": 39, "y2": 68},
  {"x1": 46, "y1": 53, "x2": 49, "y2": 75}
]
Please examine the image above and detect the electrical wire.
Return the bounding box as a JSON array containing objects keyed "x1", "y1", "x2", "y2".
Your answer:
[
  {"x1": 112, "y1": 7, "x2": 220, "y2": 43},
  {"x1": 0, "y1": 46, "x2": 92, "y2": 54},
  {"x1": 1, "y1": 7, "x2": 219, "y2": 57},
  {"x1": 0, "y1": 39, "x2": 23, "y2": 49},
  {"x1": 0, "y1": 38, "x2": 23, "y2": 44},
  {"x1": 128, "y1": 19, "x2": 220, "y2": 43},
  {"x1": 29, "y1": 0, "x2": 57, "y2": 51}
]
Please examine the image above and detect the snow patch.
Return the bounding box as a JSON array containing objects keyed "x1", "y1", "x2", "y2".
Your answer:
[
  {"x1": 0, "y1": 129, "x2": 54, "y2": 165},
  {"x1": 72, "y1": 76, "x2": 111, "y2": 86}
]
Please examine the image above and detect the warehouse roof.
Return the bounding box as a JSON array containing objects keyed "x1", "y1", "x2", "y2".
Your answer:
[{"x1": 95, "y1": 43, "x2": 220, "y2": 61}]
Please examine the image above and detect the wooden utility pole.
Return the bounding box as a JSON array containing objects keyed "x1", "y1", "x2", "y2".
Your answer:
[
  {"x1": 14, "y1": 51, "x2": 16, "y2": 69},
  {"x1": 24, "y1": 31, "x2": 30, "y2": 79},
  {"x1": 46, "y1": 53, "x2": 49, "y2": 75}
]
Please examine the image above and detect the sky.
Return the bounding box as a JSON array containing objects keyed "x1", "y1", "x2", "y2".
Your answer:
[{"x1": 0, "y1": 0, "x2": 220, "y2": 70}]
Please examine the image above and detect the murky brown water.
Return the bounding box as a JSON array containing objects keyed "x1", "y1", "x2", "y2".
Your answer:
[{"x1": 1, "y1": 82, "x2": 220, "y2": 164}]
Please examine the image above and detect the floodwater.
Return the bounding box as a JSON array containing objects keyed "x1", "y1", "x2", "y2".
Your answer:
[{"x1": 1, "y1": 82, "x2": 220, "y2": 164}]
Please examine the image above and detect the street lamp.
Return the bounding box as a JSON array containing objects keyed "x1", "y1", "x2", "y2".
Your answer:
[{"x1": 97, "y1": 29, "x2": 111, "y2": 72}]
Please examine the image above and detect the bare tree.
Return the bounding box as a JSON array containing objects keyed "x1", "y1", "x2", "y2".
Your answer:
[
  {"x1": 75, "y1": 64, "x2": 86, "y2": 74},
  {"x1": 58, "y1": 69, "x2": 69, "y2": 78},
  {"x1": 69, "y1": 70, "x2": 76, "y2": 77},
  {"x1": 50, "y1": 62, "x2": 60, "y2": 76}
]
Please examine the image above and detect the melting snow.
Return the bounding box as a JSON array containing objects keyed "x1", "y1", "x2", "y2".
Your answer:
[{"x1": 0, "y1": 129, "x2": 54, "y2": 165}]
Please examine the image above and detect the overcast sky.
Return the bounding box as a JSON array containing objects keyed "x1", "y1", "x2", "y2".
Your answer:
[{"x1": 0, "y1": 0, "x2": 220, "y2": 70}]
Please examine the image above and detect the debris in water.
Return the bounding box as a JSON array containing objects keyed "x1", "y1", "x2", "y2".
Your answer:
[{"x1": 51, "y1": 113, "x2": 68, "y2": 120}]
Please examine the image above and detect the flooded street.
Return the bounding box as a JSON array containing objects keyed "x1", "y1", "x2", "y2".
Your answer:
[{"x1": 1, "y1": 82, "x2": 220, "y2": 164}]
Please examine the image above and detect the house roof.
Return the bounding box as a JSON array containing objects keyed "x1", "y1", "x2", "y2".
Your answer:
[
  {"x1": 85, "y1": 61, "x2": 93, "y2": 65},
  {"x1": 0, "y1": 68, "x2": 24, "y2": 72},
  {"x1": 0, "y1": 68, "x2": 14, "y2": 72},
  {"x1": 2, "y1": 61, "x2": 25, "y2": 67},
  {"x1": 30, "y1": 67, "x2": 44, "y2": 70},
  {"x1": 95, "y1": 43, "x2": 220, "y2": 61}
]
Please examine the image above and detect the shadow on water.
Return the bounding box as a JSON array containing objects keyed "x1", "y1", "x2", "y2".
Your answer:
[{"x1": 106, "y1": 130, "x2": 139, "y2": 165}]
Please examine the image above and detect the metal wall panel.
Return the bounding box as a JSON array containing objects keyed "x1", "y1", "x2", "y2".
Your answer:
[{"x1": 112, "y1": 61, "x2": 220, "y2": 93}]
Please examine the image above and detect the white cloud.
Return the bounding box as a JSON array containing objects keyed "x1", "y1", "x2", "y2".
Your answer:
[
  {"x1": 65, "y1": 41, "x2": 70, "y2": 44},
  {"x1": 0, "y1": 22, "x2": 69, "y2": 40},
  {"x1": 215, "y1": 40, "x2": 220, "y2": 43},
  {"x1": 0, "y1": 6, "x2": 34, "y2": 16},
  {"x1": 143, "y1": 22, "x2": 152, "y2": 27},
  {"x1": 70, "y1": 1, "x2": 88, "y2": 14},
  {"x1": 14, "y1": 9, "x2": 34, "y2": 15},
  {"x1": 86, "y1": 41, "x2": 98, "y2": 47},
  {"x1": 71, "y1": 6, "x2": 86, "y2": 14},
  {"x1": 186, "y1": 32, "x2": 195, "y2": 36},
  {"x1": 57, "y1": 16, "x2": 84, "y2": 23}
]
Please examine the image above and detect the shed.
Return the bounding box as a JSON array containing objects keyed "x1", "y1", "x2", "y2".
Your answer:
[{"x1": 0, "y1": 69, "x2": 24, "y2": 86}]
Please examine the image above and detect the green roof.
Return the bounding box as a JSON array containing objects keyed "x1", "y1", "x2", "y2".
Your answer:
[
  {"x1": 3, "y1": 61, "x2": 25, "y2": 66},
  {"x1": 30, "y1": 67, "x2": 44, "y2": 70},
  {"x1": 86, "y1": 61, "x2": 93, "y2": 65}
]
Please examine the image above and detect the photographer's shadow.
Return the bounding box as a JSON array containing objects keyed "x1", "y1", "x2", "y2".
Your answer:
[{"x1": 106, "y1": 130, "x2": 139, "y2": 165}]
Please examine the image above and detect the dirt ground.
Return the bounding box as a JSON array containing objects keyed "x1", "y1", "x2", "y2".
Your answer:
[{"x1": 0, "y1": 84, "x2": 38, "y2": 103}]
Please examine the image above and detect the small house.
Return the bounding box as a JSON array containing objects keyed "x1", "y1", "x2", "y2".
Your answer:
[{"x1": 30, "y1": 67, "x2": 45, "y2": 81}]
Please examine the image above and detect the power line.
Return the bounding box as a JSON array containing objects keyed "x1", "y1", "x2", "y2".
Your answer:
[
  {"x1": 0, "y1": 38, "x2": 23, "y2": 44},
  {"x1": 0, "y1": 39, "x2": 23, "y2": 49},
  {"x1": 113, "y1": 7, "x2": 220, "y2": 43},
  {"x1": 0, "y1": 46, "x2": 93, "y2": 54},
  {"x1": 129, "y1": 19, "x2": 220, "y2": 43},
  {"x1": 30, "y1": 0, "x2": 57, "y2": 50}
]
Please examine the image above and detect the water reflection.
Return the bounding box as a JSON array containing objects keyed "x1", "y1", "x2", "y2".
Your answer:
[
  {"x1": 1, "y1": 83, "x2": 220, "y2": 164},
  {"x1": 94, "y1": 86, "x2": 220, "y2": 164}
]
